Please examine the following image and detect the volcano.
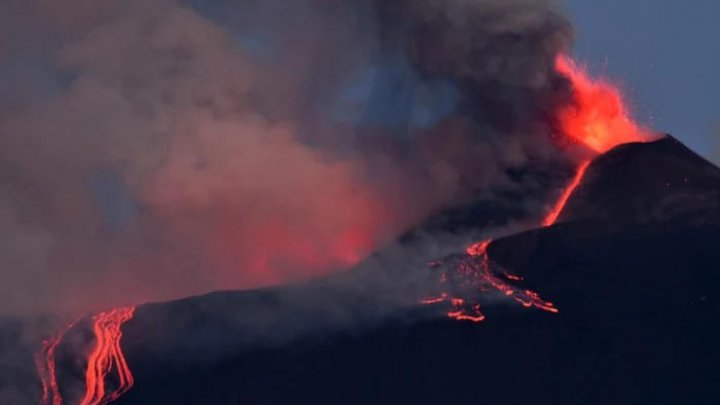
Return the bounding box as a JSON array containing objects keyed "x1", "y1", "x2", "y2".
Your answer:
[
  {"x1": 3, "y1": 0, "x2": 719, "y2": 403},
  {"x1": 4, "y1": 134, "x2": 720, "y2": 404}
]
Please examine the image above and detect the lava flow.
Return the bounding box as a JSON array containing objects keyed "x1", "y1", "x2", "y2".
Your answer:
[
  {"x1": 36, "y1": 306, "x2": 136, "y2": 405},
  {"x1": 36, "y1": 318, "x2": 82, "y2": 405},
  {"x1": 422, "y1": 53, "x2": 654, "y2": 322},
  {"x1": 542, "y1": 159, "x2": 592, "y2": 227},
  {"x1": 80, "y1": 306, "x2": 136, "y2": 405},
  {"x1": 423, "y1": 237, "x2": 559, "y2": 323}
]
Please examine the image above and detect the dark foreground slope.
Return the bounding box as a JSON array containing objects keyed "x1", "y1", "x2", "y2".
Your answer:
[
  {"x1": 107, "y1": 136, "x2": 720, "y2": 405},
  {"x1": 4, "y1": 136, "x2": 720, "y2": 404}
]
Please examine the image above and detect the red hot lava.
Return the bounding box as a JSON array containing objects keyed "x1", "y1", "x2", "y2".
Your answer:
[
  {"x1": 37, "y1": 307, "x2": 136, "y2": 405},
  {"x1": 542, "y1": 159, "x2": 592, "y2": 227},
  {"x1": 543, "y1": 54, "x2": 657, "y2": 226},
  {"x1": 35, "y1": 318, "x2": 82, "y2": 405},
  {"x1": 423, "y1": 54, "x2": 654, "y2": 322},
  {"x1": 555, "y1": 54, "x2": 654, "y2": 154},
  {"x1": 424, "y1": 238, "x2": 558, "y2": 323},
  {"x1": 79, "y1": 307, "x2": 136, "y2": 405}
]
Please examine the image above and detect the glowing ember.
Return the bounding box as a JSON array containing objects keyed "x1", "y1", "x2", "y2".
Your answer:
[
  {"x1": 36, "y1": 306, "x2": 136, "y2": 405},
  {"x1": 542, "y1": 159, "x2": 592, "y2": 227},
  {"x1": 555, "y1": 54, "x2": 654, "y2": 153},
  {"x1": 79, "y1": 306, "x2": 136, "y2": 405}
]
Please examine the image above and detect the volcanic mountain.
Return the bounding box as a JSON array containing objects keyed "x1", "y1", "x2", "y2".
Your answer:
[{"x1": 4, "y1": 134, "x2": 719, "y2": 405}]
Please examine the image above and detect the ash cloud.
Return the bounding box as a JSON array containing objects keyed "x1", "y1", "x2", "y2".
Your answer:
[{"x1": 0, "y1": 0, "x2": 574, "y2": 315}]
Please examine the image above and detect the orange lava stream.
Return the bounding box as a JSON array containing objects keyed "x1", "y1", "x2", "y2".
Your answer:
[
  {"x1": 79, "y1": 306, "x2": 136, "y2": 405},
  {"x1": 36, "y1": 306, "x2": 136, "y2": 405},
  {"x1": 542, "y1": 159, "x2": 592, "y2": 227},
  {"x1": 35, "y1": 318, "x2": 82, "y2": 405}
]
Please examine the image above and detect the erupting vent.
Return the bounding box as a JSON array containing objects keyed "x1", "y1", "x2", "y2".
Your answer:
[
  {"x1": 422, "y1": 53, "x2": 654, "y2": 322},
  {"x1": 554, "y1": 55, "x2": 654, "y2": 153}
]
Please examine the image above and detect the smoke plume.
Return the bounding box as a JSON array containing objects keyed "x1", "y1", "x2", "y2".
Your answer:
[{"x1": 0, "y1": 0, "x2": 573, "y2": 315}]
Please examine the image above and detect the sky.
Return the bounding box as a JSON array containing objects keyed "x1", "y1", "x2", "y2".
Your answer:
[{"x1": 565, "y1": 0, "x2": 720, "y2": 161}]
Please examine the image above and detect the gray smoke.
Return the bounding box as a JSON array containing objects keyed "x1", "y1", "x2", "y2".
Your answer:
[{"x1": 0, "y1": 0, "x2": 573, "y2": 315}]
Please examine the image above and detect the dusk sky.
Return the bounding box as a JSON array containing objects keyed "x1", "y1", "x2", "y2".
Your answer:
[{"x1": 565, "y1": 0, "x2": 719, "y2": 161}]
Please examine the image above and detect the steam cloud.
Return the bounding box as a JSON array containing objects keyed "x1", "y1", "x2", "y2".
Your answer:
[{"x1": 0, "y1": 0, "x2": 573, "y2": 315}]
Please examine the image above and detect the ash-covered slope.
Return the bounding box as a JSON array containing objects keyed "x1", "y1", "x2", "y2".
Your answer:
[
  {"x1": 10, "y1": 136, "x2": 719, "y2": 405},
  {"x1": 102, "y1": 135, "x2": 720, "y2": 405}
]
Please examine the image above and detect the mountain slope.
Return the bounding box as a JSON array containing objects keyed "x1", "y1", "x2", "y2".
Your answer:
[
  {"x1": 6, "y1": 136, "x2": 720, "y2": 405},
  {"x1": 106, "y1": 136, "x2": 720, "y2": 404}
]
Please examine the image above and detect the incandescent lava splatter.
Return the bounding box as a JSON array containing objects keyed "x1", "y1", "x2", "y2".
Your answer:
[
  {"x1": 423, "y1": 53, "x2": 653, "y2": 322},
  {"x1": 36, "y1": 306, "x2": 136, "y2": 405},
  {"x1": 544, "y1": 54, "x2": 656, "y2": 224},
  {"x1": 555, "y1": 54, "x2": 654, "y2": 153}
]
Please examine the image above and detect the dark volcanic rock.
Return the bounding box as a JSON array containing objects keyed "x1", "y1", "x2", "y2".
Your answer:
[{"x1": 560, "y1": 135, "x2": 720, "y2": 224}]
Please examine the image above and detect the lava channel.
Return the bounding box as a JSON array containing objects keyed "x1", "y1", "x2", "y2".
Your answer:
[{"x1": 36, "y1": 306, "x2": 136, "y2": 405}]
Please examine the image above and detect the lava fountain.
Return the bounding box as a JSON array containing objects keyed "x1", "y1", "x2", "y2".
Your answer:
[
  {"x1": 554, "y1": 54, "x2": 654, "y2": 154},
  {"x1": 543, "y1": 54, "x2": 656, "y2": 226},
  {"x1": 423, "y1": 53, "x2": 655, "y2": 321}
]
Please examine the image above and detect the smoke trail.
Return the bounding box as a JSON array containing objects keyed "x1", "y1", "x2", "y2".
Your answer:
[{"x1": 0, "y1": 0, "x2": 574, "y2": 315}]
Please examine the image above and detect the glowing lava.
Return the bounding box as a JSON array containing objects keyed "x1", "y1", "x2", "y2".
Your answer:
[
  {"x1": 36, "y1": 306, "x2": 136, "y2": 405},
  {"x1": 79, "y1": 306, "x2": 136, "y2": 405},
  {"x1": 424, "y1": 239, "x2": 558, "y2": 323},
  {"x1": 555, "y1": 54, "x2": 654, "y2": 153},
  {"x1": 423, "y1": 53, "x2": 653, "y2": 322},
  {"x1": 542, "y1": 159, "x2": 592, "y2": 227},
  {"x1": 466, "y1": 240, "x2": 557, "y2": 313},
  {"x1": 36, "y1": 318, "x2": 82, "y2": 405},
  {"x1": 543, "y1": 54, "x2": 656, "y2": 226}
]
